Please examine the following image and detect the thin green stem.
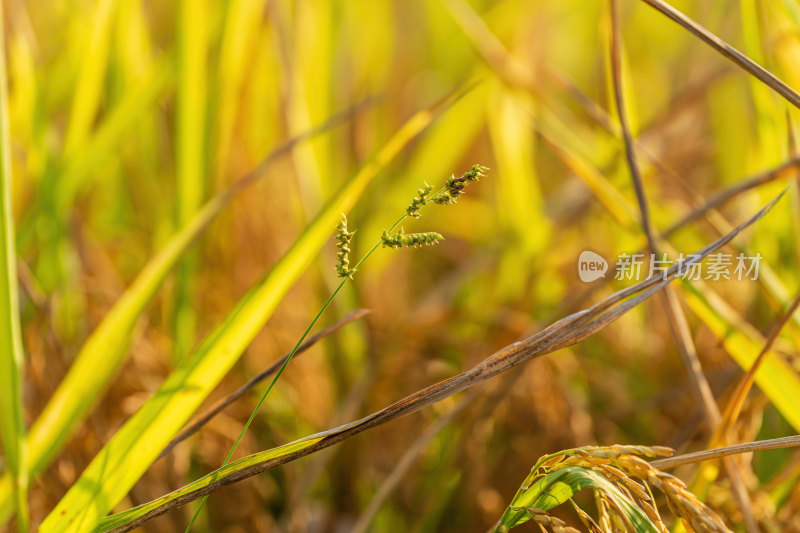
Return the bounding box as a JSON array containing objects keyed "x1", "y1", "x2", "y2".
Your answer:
[
  {"x1": 185, "y1": 199, "x2": 436, "y2": 530},
  {"x1": 185, "y1": 280, "x2": 347, "y2": 531}
]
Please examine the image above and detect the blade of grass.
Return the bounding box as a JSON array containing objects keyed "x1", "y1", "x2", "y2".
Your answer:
[
  {"x1": 277, "y1": 0, "x2": 332, "y2": 210},
  {"x1": 0, "y1": 6, "x2": 29, "y2": 530},
  {"x1": 739, "y1": 0, "x2": 786, "y2": 169},
  {"x1": 681, "y1": 280, "x2": 800, "y2": 432},
  {"x1": 641, "y1": 0, "x2": 800, "y2": 110},
  {"x1": 663, "y1": 157, "x2": 800, "y2": 237},
  {"x1": 93, "y1": 194, "x2": 782, "y2": 532},
  {"x1": 173, "y1": 0, "x2": 209, "y2": 362},
  {"x1": 7, "y1": 7, "x2": 41, "y2": 182},
  {"x1": 39, "y1": 82, "x2": 476, "y2": 533},
  {"x1": 0, "y1": 100, "x2": 370, "y2": 527},
  {"x1": 736, "y1": 0, "x2": 795, "y2": 310},
  {"x1": 487, "y1": 83, "x2": 550, "y2": 299},
  {"x1": 212, "y1": 0, "x2": 264, "y2": 187},
  {"x1": 714, "y1": 292, "x2": 800, "y2": 444},
  {"x1": 63, "y1": 0, "x2": 116, "y2": 153},
  {"x1": 752, "y1": 1, "x2": 800, "y2": 290}
]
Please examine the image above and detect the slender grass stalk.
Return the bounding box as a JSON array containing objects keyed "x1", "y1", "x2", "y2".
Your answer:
[
  {"x1": 651, "y1": 435, "x2": 800, "y2": 469},
  {"x1": 185, "y1": 170, "x2": 483, "y2": 529},
  {"x1": 158, "y1": 309, "x2": 371, "y2": 459}
]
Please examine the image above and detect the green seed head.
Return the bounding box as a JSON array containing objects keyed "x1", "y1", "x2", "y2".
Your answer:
[{"x1": 335, "y1": 214, "x2": 356, "y2": 278}]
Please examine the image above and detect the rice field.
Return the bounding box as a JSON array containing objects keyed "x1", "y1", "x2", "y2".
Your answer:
[{"x1": 2, "y1": 0, "x2": 800, "y2": 531}]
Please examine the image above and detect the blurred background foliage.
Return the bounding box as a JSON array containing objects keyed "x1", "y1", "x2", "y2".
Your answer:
[{"x1": 5, "y1": 0, "x2": 800, "y2": 530}]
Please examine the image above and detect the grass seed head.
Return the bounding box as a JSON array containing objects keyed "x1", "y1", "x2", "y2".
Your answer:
[
  {"x1": 432, "y1": 164, "x2": 488, "y2": 205},
  {"x1": 381, "y1": 230, "x2": 443, "y2": 249},
  {"x1": 335, "y1": 214, "x2": 356, "y2": 279},
  {"x1": 406, "y1": 182, "x2": 434, "y2": 218}
]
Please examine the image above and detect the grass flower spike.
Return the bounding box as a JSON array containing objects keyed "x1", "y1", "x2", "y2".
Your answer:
[
  {"x1": 336, "y1": 164, "x2": 486, "y2": 272},
  {"x1": 335, "y1": 215, "x2": 356, "y2": 279},
  {"x1": 432, "y1": 164, "x2": 488, "y2": 205},
  {"x1": 406, "y1": 183, "x2": 434, "y2": 218},
  {"x1": 381, "y1": 230, "x2": 444, "y2": 249}
]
